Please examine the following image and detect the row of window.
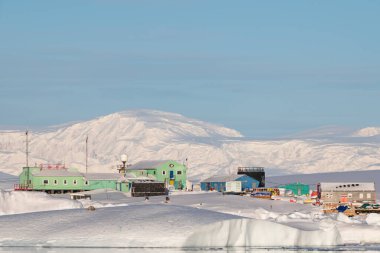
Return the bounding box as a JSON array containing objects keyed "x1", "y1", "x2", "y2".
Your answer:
[
  {"x1": 42, "y1": 179, "x2": 89, "y2": 186},
  {"x1": 324, "y1": 193, "x2": 372, "y2": 199},
  {"x1": 138, "y1": 170, "x2": 184, "y2": 176},
  {"x1": 162, "y1": 170, "x2": 182, "y2": 175}
]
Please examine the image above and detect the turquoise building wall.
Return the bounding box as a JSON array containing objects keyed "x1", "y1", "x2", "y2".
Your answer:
[{"x1": 128, "y1": 160, "x2": 187, "y2": 190}]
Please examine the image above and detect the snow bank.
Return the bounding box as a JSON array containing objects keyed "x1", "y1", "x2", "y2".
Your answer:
[
  {"x1": 185, "y1": 218, "x2": 342, "y2": 247},
  {"x1": 0, "y1": 204, "x2": 238, "y2": 248},
  {"x1": 0, "y1": 189, "x2": 83, "y2": 215},
  {"x1": 335, "y1": 213, "x2": 361, "y2": 224},
  {"x1": 366, "y1": 213, "x2": 380, "y2": 226},
  {"x1": 338, "y1": 224, "x2": 380, "y2": 244}
]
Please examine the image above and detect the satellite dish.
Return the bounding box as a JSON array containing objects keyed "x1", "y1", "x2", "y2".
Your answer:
[{"x1": 121, "y1": 154, "x2": 128, "y2": 163}]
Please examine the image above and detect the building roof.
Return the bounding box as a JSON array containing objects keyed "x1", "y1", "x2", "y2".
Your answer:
[
  {"x1": 33, "y1": 170, "x2": 126, "y2": 182},
  {"x1": 125, "y1": 172, "x2": 155, "y2": 181},
  {"x1": 32, "y1": 169, "x2": 83, "y2": 177},
  {"x1": 201, "y1": 174, "x2": 248, "y2": 183},
  {"x1": 84, "y1": 173, "x2": 124, "y2": 181},
  {"x1": 320, "y1": 182, "x2": 375, "y2": 192},
  {"x1": 127, "y1": 160, "x2": 174, "y2": 170}
]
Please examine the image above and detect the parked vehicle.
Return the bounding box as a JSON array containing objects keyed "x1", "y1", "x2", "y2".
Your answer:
[
  {"x1": 251, "y1": 191, "x2": 272, "y2": 199},
  {"x1": 360, "y1": 203, "x2": 380, "y2": 209}
]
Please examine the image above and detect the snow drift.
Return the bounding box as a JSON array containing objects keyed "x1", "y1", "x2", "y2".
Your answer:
[
  {"x1": 366, "y1": 213, "x2": 380, "y2": 226},
  {"x1": 0, "y1": 203, "x2": 343, "y2": 248},
  {"x1": 185, "y1": 218, "x2": 342, "y2": 247},
  {"x1": 0, "y1": 189, "x2": 83, "y2": 215}
]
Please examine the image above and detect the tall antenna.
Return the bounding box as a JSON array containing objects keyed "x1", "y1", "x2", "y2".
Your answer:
[
  {"x1": 85, "y1": 135, "x2": 88, "y2": 174},
  {"x1": 25, "y1": 130, "x2": 29, "y2": 167}
]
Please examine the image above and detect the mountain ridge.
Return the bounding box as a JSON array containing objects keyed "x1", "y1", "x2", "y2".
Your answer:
[{"x1": 1, "y1": 110, "x2": 380, "y2": 181}]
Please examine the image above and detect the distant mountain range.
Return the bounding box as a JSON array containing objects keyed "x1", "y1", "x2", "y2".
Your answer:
[{"x1": 1, "y1": 110, "x2": 380, "y2": 181}]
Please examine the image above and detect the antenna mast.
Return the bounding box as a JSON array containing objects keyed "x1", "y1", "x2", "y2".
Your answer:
[
  {"x1": 25, "y1": 130, "x2": 29, "y2": 167},
  {"x1": 86, "y1": 135, "x2": 88, "y2": 174}
]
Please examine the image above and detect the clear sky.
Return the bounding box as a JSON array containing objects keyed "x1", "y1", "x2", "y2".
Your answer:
[{"x1": 1, "y1": 0, "x2": 379, "y2": 138}]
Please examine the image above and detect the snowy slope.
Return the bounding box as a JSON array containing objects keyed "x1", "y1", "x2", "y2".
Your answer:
[
  {"x1": 1, "y1": 109, "x2": 380, "y2": 180},
  {"x1": 0, "y1": 172, "x2": 15, "y2": 181},
  {"x1": 1, "y1": 191, "x2": 380, "y2": 248},
  {"x1": 0, "y1": 172, "x2": 17, "y2": 190}
]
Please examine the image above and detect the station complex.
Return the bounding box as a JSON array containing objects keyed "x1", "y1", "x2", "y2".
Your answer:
[{"x1": 16, "y1": 160, "x2": 187, "y2": 195}]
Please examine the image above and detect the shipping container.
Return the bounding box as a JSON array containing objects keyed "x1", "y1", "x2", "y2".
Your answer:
[{"x1": 226, "y1": 181, "x2": 242, "y2": 192}]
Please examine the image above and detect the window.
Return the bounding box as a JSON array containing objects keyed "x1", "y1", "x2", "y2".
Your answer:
[
  {"x1": 43, "y1": 179, "x2": 49, "y2": 185},
  {"x1": 73, "y1": 179, "x2": 77, "y2": 185},
  {"x1": 85, "y1": 181, "x2": 89, "y2": 186},
  {"x1": 54, "y1": 180, "x2": 58, "y2": 185},
  {"x1": 63, "y1": 179, "x2": 67, "y2": 185},
  {"x1": 169, "y1": 164, "x2": 174, "y2": 168},
  {"x1": 348, "y1": 193, "x2": 352, "y2": 198},
  {"x1": 367, "y1": 193, "x2": 371, "y2": 199},
  {"x1": 153, "y1": 171, "x2": 156, "y2": 175},
  {"x1": 162, "y1": 171, "x2": 166, "y2": 175},
  {"x1": 359, "y1": 193, "x2": 363, "y2": 199},
  {"x1": 177, "y1": 171, "x2": 182, "y2": 175}
]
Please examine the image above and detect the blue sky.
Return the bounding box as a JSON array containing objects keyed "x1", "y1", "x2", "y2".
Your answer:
[{"x1": 0, "y1": 0, "x2": 379, "y2": 138}]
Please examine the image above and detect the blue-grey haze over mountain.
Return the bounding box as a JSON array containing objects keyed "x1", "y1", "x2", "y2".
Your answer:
[{"x1": 1, "y1": 0, "x2": 379, "y2": 138}]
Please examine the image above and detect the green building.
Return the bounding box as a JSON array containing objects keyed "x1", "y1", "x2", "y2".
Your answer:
[
  {"x1": 17, "y1": 160, "x2": 187, "y2": 193},
  {"x1": 83, "y1": 173, "x2": 130, "y2": 192},
  {"x1": 127, "y1": 160, "x2": 187, "y2": 190},
  {"x1": 281, "y1": 182, "x2": 310, "y2": 196},
  {"x1": 17, "y1": 165, "x2": 129, "y2": 193}
]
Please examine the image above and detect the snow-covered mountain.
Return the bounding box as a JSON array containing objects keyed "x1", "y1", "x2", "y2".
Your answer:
[
  {"x1": 352, "y1": 127, "x2": 380, "y2": 137},
  {"x1": 1, "y1": 110, "x2": 380, "y2": 180}
]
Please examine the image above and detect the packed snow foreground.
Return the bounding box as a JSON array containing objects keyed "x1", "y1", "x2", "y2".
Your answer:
[{"x1": 0, "y1": 190, "x2": 380, "y2": 249}]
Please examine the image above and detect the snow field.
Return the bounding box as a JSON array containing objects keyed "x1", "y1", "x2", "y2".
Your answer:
[
  {"x1": 0, "y1": 189, "x2": 82, "y2": 215},
  {"x1": 1, "y1": 191, "x2": 380, "y2": 248}
]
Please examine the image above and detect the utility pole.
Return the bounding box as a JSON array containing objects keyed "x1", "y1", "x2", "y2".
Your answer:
[
  {"x1": 86, "y1": 135, "x2": 88, "y2": 174},
  {"x1": 25, "y1": 130, "x2": 30, "y2": 188},
  {"x1": 25, "y1": 130, "x2": 29, "y2": 167}
]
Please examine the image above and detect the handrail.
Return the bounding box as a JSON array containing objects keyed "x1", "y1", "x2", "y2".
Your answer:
[{"x1": 14, "y1": 184, "x2": 33, "y2": 191}]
